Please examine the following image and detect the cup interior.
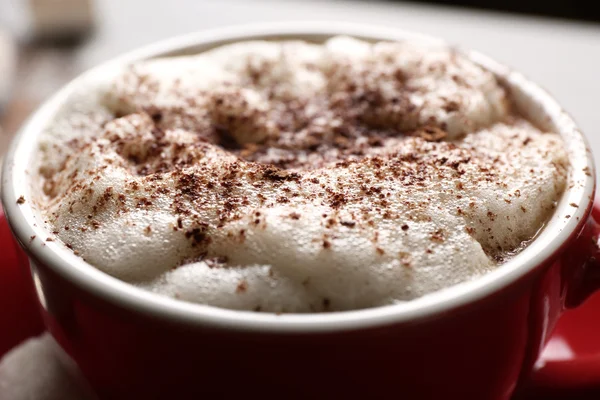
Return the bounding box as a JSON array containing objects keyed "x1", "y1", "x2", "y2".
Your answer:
[{"x1": 1, "y1": 22, "x2": 595, "y2": 332}]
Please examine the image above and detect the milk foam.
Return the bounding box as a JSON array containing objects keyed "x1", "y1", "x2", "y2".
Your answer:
[{"x1": 34, "y1": 37, "x2": 568, "y2": 312}]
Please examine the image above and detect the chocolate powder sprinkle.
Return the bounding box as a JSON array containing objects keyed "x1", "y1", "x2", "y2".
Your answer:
[
  {"x1": 34, "y1": 37, "x2": 570, "y2": 313},
  {"x1": 236, "y1": 280, "x2": 248, "y2": 293},
  {"x1": 416, "y1": 126, "x2": 447, "y2": 142}
]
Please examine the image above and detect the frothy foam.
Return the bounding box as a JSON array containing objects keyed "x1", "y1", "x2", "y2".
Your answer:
[{"x1": 34, "y1": 37, "x2": 568, "y2": 312}]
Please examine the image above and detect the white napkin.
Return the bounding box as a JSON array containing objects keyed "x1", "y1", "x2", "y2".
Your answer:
[{"x1": 0, "y1": 334, "x2": 92, "y2": 400}]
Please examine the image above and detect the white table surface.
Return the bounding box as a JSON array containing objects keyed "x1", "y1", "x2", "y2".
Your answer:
[{"x1": 77, "y1": 0, "x2": 600, "y2": 182}]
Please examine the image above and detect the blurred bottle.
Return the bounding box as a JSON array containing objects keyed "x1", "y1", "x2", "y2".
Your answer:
[
  {"x1": 0, "y1": 0, "x2": 95, "y2": 43},
  {"x1": 1, "y1": 0, "x2": 95, "y2": 154},
  {"x1": 0, "y1": 28, "x2": 17, "y2": 113}
]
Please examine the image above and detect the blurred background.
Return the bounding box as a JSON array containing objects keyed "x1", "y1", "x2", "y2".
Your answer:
[{"x1": 1, "y1": 0, "x2": 600, "y2": 175}]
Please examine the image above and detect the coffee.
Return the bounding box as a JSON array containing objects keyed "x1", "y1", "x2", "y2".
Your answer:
[{"x1": 33, "y1": 37, "x2": 568, "y2": 313}]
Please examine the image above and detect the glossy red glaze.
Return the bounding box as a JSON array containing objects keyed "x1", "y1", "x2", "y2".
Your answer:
[
  {"x1": 515, "y1": 209, "x2": 600, "y2": 399},
  {"x1": 6, "y1": 200, "x2": 592, "y2": 400},
  {"x1": 31, "y1": 259, "x2": 530, "y2": 400},
  {"x1": 522, "y1": 308, "x2": 600, "y2": 399},
  {"x1": 2, "y1": 202, "x2": 600, "y2": 399}
]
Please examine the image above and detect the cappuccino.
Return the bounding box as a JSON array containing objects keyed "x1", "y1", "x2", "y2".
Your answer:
[{"x1": 33, "y1": 37, "x2": 568, "y2": 312}]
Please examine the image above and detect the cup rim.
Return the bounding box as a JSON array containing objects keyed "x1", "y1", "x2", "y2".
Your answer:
[{"x1": 1, "y1": 21, "x2": 596, "y2": 332}]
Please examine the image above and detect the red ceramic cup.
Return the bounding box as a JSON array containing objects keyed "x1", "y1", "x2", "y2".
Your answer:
[{"x1": 1, "y1": 23, "x2": 599, "y2": 400}]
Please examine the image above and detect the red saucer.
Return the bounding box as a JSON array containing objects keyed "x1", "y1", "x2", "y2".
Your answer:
[
  {"x1": 517, "y1": 291, "x2": 600, "y2": 400},
  {"x1": 0, "y1": 205, "x2": 44, "y2": 357},
  {"x1": 1, "y1": 205, "x2": 599, "y2": 399}
]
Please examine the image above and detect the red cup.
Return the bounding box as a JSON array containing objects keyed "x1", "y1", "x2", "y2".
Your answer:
[{"x1": 1, "y1": 23, "x2": 599, "y2": 399}]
